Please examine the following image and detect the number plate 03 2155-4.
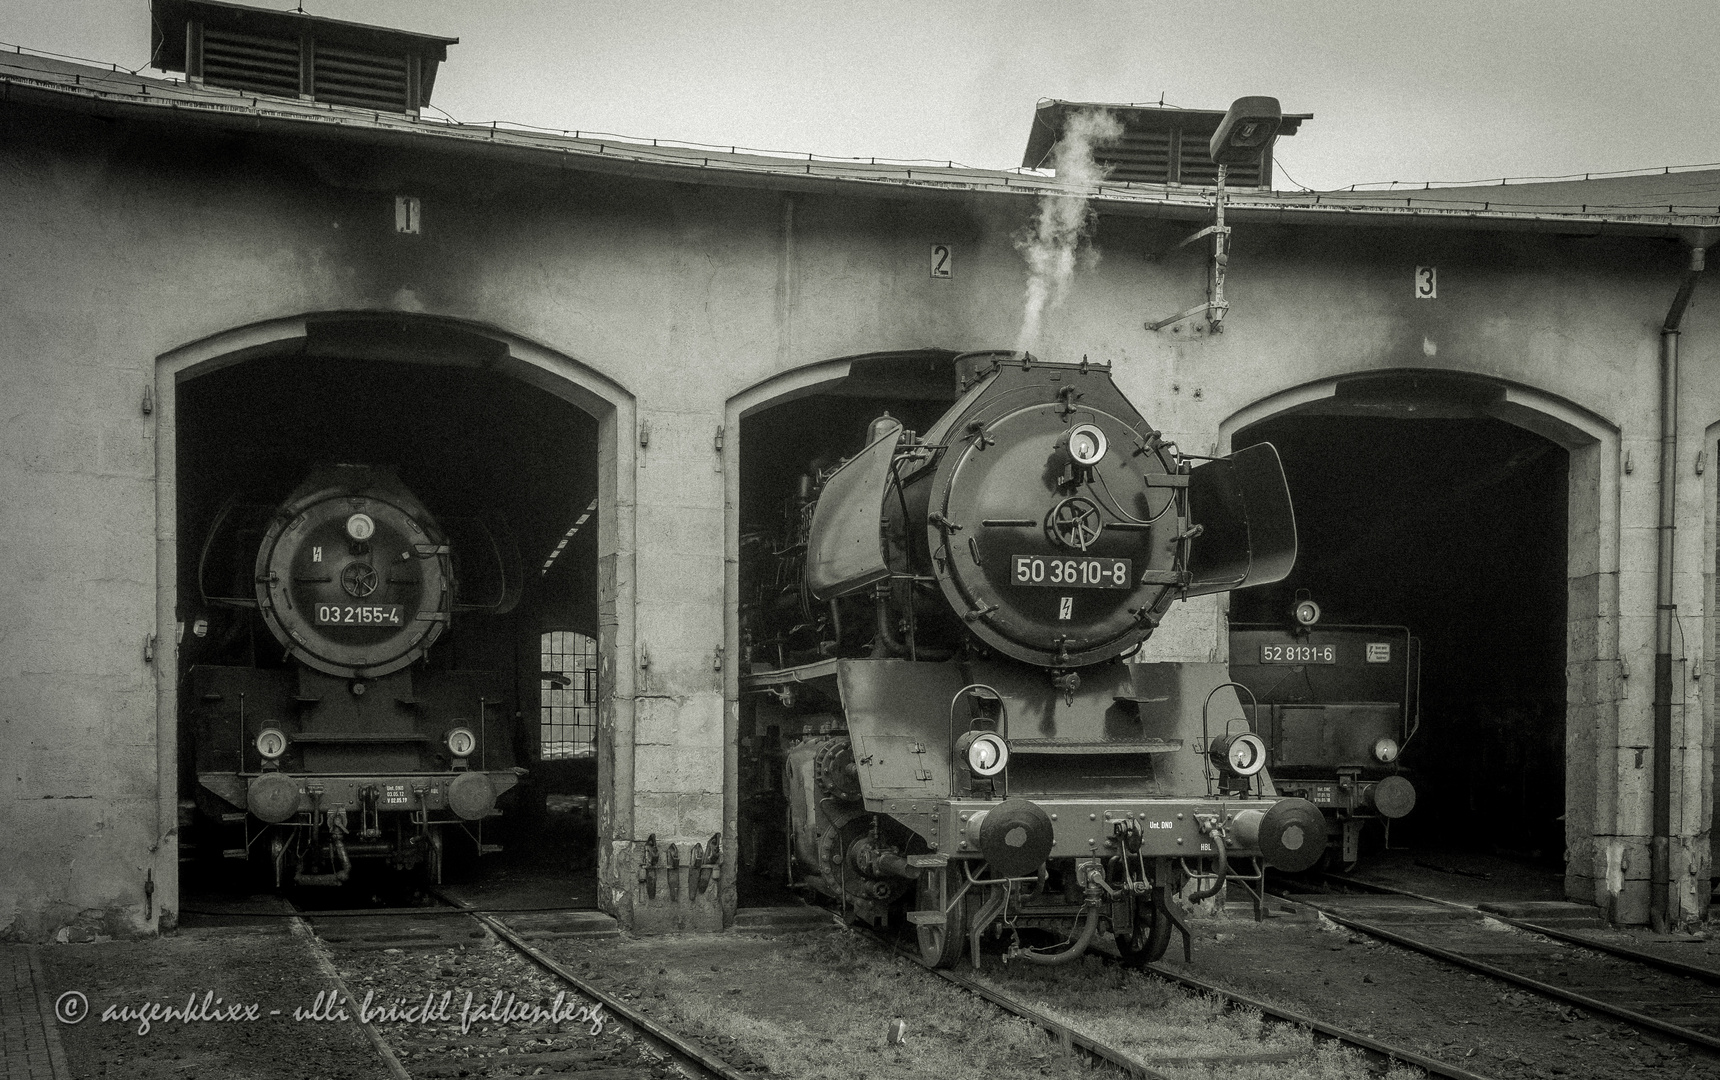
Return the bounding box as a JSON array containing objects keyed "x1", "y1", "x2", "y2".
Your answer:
[{"x1": 314, "y1": 604, "x2": 404, "y2": 627}]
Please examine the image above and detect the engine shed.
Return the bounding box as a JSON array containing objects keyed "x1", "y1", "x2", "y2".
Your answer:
[{"x1": 0, "y1": 5, "x2": 1716, "y2": 941}]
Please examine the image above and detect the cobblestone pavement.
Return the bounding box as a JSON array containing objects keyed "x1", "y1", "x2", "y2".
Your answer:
[{"x1": 2, "y1": 947, "x2": 70, "y2": 1080}]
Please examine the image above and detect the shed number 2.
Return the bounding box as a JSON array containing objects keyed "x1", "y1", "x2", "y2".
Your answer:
[
  {"x1": 931, "y1": 244, "x2": 952, "y2": 278},
  {"x1": 1414, "y1": 266, "x2": 1437, "y2": 299}
]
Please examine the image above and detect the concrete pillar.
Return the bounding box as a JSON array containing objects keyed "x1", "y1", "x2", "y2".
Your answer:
[
  {"x1": 1564, "y1": 439, "x2": 1610, "y2": 905},
  {"x1": 1609, "y1": 429, "x2": 1661, "y2": 924},
  {"x1": 611, "y1": 404, "x2": 726, "y2": 933}
]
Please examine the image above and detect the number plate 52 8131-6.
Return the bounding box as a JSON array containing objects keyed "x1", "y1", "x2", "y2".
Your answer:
[
  {"x1": 1259, "y1": 643, "x2": 1335, "y2": 664},
  {"x1": 1011, "y1": 555, "x2": 1132, "y2": 590}
]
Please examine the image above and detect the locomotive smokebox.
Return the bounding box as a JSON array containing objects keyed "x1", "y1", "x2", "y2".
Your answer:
[
  {"x1": 1231, "y1": 798, "x2": 1327, "y2": 873},
  {"x1": 970, "y1": 798, "x2": 1055, "y2": 878}
]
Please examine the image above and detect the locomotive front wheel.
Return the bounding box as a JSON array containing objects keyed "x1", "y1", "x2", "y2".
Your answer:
[
  {"x1": 914, "y1": 869, "x2": 968, "y2": 969},
  {"x1": 1115, "y1": 886, "x2": 1173, "y2": 966}
]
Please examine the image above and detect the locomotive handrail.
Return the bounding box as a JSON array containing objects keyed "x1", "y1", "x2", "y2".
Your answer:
[
  {"x1": 960, "y1": 859, "x2": 1039, "y2": 887},
  {"x1": 1401, "y1": 634, "x2": 1424, "y2": 753}
]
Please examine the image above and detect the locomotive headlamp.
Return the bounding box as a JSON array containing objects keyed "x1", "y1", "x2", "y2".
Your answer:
[
  {"x1": 446, "y1": 726, "x2": 477, "y2": 758},
  {"x1": 957, "y1": 731, "x2": 1009, "y2": 778},
  {"x1": 1372, "y1": 737, "x2": 1400, "y2": 764},
  {"x1": 1210, "y1": 731, "x2": 1267, "y2": 777},
  {"x1": 1293, "y1": 599, "x2": 1321, "y2": 627},
  {"x1": 345, "y1": 513, "x2": 376, "y2": 542},
  {"x1": 255, "y1": 727, "x2": 288, "y2": 760},
  {"x1": 1066, "y1": 424, "x2": 1108, "y2": 467}
]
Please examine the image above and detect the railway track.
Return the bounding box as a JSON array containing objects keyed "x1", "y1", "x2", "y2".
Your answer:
[
  {"x1": 278, "y1": 882, "x2": 1718, "y2": 1080},
  {"x1": 288, "y1": 892, "x2": 755, "y2": 1080},
  {"x1": 866, "y1": 922, "x2": 1495, "y2": 1080},
  {"x1": 1141, "y1": 960, "x2": 1494, "y2": 1080},
  {"x1": 1272, "y1": 877, "x2": 1720, "y2": 1057}
]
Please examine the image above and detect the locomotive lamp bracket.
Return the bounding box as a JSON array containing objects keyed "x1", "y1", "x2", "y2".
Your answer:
[
  {"x1": 1055, "y1": 384, "x2": 1083, "y2": 417},
  {"x1": 1051, "y1": 669, "x2": 1081, "y2": 703}
]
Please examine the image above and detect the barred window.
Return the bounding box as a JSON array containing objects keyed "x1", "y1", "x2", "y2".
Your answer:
[{"x1": 540, "y1": 630, "x2": 597, "y2": 759}]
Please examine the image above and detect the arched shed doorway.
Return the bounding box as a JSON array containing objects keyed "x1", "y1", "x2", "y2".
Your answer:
[
  {"x1": 152, "y1": 312, "x2": 634, "y2": 921},
  {"x1": 722, "y1": 350, "x2": 965, "y2": 909},
  {"x1": 1223, "y1": 370, "x2": 1618, "y2": 905}
]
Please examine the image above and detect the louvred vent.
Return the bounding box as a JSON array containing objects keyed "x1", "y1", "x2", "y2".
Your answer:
[
  {"x1": 1177, "y1": 146, "x2": 1263, "y2": 188},
  {"x1": 313, "y1": 43, "x2": 409, "y2": 112},
  {"x1": 1023, "y1": 100, "x2": 1306, "y2": 189},
  {"x1": 1104, "y1": 130, "x2": 1172, "y2": 182},
  {"x1": 201, "y1": 27, "x2": 298, "y2": 98},
  {"x1": 151, "y1": 0, "x2": 455, "y2": 116}
]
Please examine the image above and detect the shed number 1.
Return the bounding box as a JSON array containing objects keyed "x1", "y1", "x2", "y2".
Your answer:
[
  {"x1": 931, "y1": 244, "x2": 952, "y2": 278},
  {"x1": 1415, "y1": 266, "x2": 1437, "y2": 299}
]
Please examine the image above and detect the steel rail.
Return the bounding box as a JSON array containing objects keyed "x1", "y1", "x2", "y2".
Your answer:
[
  {"x1": 285, "y1": 913, "x2": 413, "y2": 1080},
  {"x1": 869, "y1": 923, "x2": 1488, "y2": 1080},
  {"x1": 428, "y1": 889, "x2": 749, "y2": 1080},
  {"x1": 1316, "y1": 873, "x2": 1720, "y2": 985},
  {"x1": 1277, "y1": 894, "x2": 1720, "y2": 1054},
  {"x1": 855, "y1": 922, "x2": 1171, "y2": 1079},
  {"x1": 1144, "y1": 962, "x2": 1497, "y2": 1080},
  {"x1": 925, "y1": 964, "x2": 1176, "y2": 1080}
]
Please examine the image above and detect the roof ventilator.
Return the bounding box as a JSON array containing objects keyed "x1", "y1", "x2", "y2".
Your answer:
[{"x1": 149, "y1": 0, "x2": 456, "y2": 116}]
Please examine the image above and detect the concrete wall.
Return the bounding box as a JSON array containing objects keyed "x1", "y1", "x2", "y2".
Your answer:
[{"x1": 0, "y1": 93, "x2": 1713, "y2": 940}]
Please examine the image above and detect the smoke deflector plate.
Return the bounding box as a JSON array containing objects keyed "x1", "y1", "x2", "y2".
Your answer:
[{"x1": 1185, "y1": 442, "x2": 1297, "y2": 596}]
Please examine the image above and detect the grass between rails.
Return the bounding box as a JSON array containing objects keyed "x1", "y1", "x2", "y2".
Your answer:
[
  {"x1": 544, "y1": 924, "x2": 1425, "y2": 1080},
  {"x1": 974, "y1": 953, "x2": 1426, "y2": 1080}
]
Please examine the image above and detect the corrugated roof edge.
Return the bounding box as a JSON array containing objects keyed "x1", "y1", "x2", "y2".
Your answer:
[{"x1": 2, "y1": 53, "x2": 1717, "y2": 243}]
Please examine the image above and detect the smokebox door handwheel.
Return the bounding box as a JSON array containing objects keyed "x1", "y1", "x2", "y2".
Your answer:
[{"x1": 254, "y1": 467, "x2": 453, "y2": 679}]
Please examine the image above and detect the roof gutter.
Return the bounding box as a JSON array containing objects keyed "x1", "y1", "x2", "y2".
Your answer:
[
  {"x1": 1651, "y1": 237, "x2": 1709, "y2": 933},
  {"x1": 1, "y1": 74, "x2": 1716, "y2": 242}
]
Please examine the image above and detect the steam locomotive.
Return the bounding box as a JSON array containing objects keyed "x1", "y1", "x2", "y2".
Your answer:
[
  {"x1": 1229, "y1": 598, "x2": 1421, "y2": 871},
  {"x1": 187, "y1": 465, "x2": 522, "y2": 887},
  {"x1": 740, "y1": 351, "x2": 1328, "y2": 968}
]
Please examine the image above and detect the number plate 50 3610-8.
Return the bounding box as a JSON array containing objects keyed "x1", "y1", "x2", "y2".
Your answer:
[{"x1": 1011, "y1": 555, "x2": 1132, "y2": 589}]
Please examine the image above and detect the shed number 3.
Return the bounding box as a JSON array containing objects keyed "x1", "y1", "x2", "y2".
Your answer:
[{"x1": 1414, "y1": 266, "x2": 1437, "y2": 299}]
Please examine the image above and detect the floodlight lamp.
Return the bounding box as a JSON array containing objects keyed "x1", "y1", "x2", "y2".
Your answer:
[{"x1": 1209, "y1": 96, "x2": 1283, "y2": 166}]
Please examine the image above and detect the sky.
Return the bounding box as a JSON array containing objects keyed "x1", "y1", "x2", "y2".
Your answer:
[{"x1": 3, "y1": 0, "x2": 1719, "y2": 192}]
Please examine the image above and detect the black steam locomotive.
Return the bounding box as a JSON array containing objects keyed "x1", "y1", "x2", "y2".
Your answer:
[
  {"x1": 740, "y1": 352, "x2": 1328, "y2": 967},
  {"x1": 1230, "y1": 598, "x2": 1421, "y2": 871},
  {"x1": 187, "y1": 465, "x2": 522, "y2": 887}
]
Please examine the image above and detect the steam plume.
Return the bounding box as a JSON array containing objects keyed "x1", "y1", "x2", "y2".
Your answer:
[{"x1": 1014, "y1": 109, "x2": 1122, "y2": 354}]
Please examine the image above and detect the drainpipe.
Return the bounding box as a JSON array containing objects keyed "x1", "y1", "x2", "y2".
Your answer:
[{"x1": 1651, "y1": 242, "x2": 1705, "y2": 933}]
